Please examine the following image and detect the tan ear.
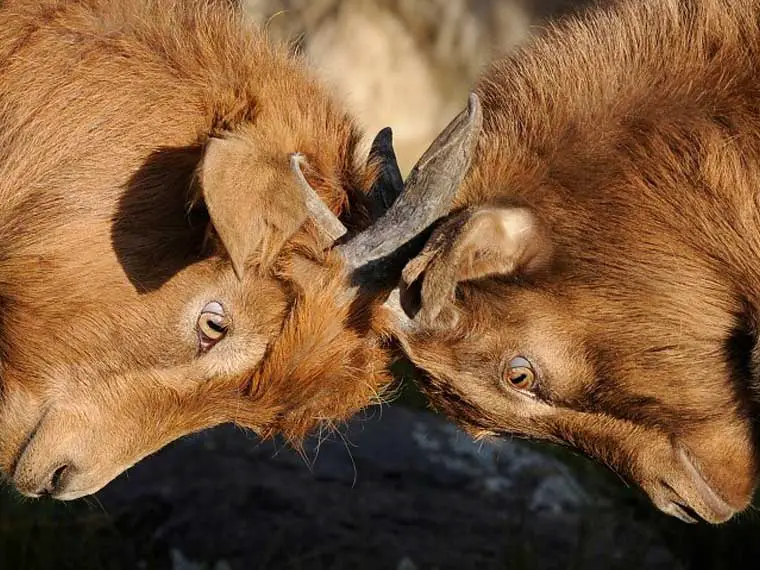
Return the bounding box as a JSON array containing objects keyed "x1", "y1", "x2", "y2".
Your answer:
[
  {"x1": 402, "y1": 207, "x2": 552, "y2": 329},
  {"x1": 199, "y1": 134, "x2": 308, "y2": 278}
]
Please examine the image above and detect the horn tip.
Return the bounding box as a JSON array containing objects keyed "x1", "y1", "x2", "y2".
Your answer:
[
  {"x1": 467, "y1": 92, "x2": 483, "y2": 121},
  {"x1": 372, "y1": 127, "x2": 394, "y2": 149}
]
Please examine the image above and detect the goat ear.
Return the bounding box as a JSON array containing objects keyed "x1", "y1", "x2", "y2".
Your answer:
[
  {"x1": 402, "y1": 207, "x2": 552, "y2": 329},
  {"x1": 198, "y1": 134, "x2": 308, "y2": 278}
]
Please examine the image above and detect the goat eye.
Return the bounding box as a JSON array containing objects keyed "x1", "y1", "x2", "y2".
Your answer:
[
  {"x1": 197, "y1": 302, "x2": 229, "y2": 351},
  {"x1": 504, "y1": 356, "x2": 536, "y2": 391}
]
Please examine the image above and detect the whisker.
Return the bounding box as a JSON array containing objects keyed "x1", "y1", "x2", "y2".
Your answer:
[{"x1": 334, "y1": 426, "x2": 358, "y2": 488}]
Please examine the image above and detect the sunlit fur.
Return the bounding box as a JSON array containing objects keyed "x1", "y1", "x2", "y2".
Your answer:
[
  {"x1": 397, "y1": 0, "x2": 760, "y2": 523},
  {"x1": 0, "y1": 0, "x2": 391, "y2": 499}
]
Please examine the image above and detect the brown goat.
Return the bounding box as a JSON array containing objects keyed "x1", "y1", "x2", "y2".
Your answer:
[
  {"x1": 394, "y1": 0, "x2": 760, "y2": 524},
  {"x1": 0, "y1": 0, "x2": 399, "y2": 500},
  {"x1": 309, "y1": 0, "x2": 760, "y2": 524}
]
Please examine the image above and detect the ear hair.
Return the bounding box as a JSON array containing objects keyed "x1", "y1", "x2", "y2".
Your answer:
[
  {"x1": 198, "y1": 134, "x2": 309, "y2": 279},
  {"x1": 401, "y1": 206, "x2": 552, "y2": 329}
]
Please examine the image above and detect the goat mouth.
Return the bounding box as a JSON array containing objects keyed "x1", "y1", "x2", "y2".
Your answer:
[
  {"x1": 658, "y1": 492, "x2": 733, "y2": 525},
  {"x1": 661, "y1": 500, "x2": 702, "y2": 524}
]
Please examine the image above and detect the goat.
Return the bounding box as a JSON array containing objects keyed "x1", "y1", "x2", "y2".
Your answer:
[
  {"x1": 311, "y1": 0, "x2": 760, "y2": 525},
  {"x1": 0, "y1": 0, "x2": 403, "y2": 501}
]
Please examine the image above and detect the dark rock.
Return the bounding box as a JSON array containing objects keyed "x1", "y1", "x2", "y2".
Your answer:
[{"x1": 85, "y1": 405, "x2": 682, "y2": 570}]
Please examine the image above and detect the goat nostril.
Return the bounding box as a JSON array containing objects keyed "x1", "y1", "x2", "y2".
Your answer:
[{"x1": 44, "y1": 464, "x2": 69, "y2": 496}]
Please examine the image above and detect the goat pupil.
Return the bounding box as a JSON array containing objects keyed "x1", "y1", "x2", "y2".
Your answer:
[
  {"x1": 206, "y1": 319, "x2": 226, "y2": 334},
  {"x1": 511, "y1": 372, "x2": 527, "y2": 385}
]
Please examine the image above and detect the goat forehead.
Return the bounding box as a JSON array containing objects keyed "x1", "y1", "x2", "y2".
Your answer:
[{"x1": 459, "y1": 246, "x2": 737, "y2": 330}]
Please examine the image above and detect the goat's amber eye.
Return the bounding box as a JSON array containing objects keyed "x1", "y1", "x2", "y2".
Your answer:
[
  {"x1": 505, "y1": 356, "x2": 536, "y2": 391},
  {"x1": 197, "y1": 302, "x2": 229, "y2": 351}
]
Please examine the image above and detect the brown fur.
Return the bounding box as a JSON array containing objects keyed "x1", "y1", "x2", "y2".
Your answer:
[
  {"x1": 0, "y1": 0, "x2": 392, "y2": 499},
  {"x1": 395, "y1": 0, "x2": 760, "y2": 523}
]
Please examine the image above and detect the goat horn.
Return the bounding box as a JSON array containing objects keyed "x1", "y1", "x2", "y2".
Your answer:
[
  {"x1": 290, "y1": 153, "x2": 348, "y2": 242},
  {"x1": 290, "y1": 125, "x2": 404, "y2": 242},
  {"x1": 337, "y1": 92, "x2": 483, "y2": 271},
  {"x1": 366, "y1": 127, "x2": 404, "y2": 218}
]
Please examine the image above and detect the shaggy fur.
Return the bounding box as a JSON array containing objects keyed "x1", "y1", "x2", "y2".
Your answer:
[
  {"x1": 0, "y1": 0, "x2": 391, "y2": 500},
  {"x1": 396, "y1": 0, "x2": 760, "y2": 524}
]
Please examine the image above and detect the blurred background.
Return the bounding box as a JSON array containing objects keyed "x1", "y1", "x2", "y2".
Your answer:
[
  {"x1": 3, "y1": 1, "x2": 760, "y2": 568},
  {"x1": 243, "y1": 0, "x2": 591, "y2": 173}
]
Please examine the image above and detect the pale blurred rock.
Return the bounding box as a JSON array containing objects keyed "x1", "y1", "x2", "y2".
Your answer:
[{"x1": 240, "y1": 0, "x2": 596, "y2": 172}]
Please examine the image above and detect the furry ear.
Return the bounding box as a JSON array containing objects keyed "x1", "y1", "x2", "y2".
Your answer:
[
  {"x1": 199, "y1": 134, "x2": 309, "y2": 278},
  {"x1": 402, "y1": 206, "x2": 552, "y2": 329}
]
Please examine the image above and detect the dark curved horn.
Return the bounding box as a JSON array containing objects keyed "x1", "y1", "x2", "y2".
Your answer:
[
  {"x1": 290, "y1": 153, "x2": 348, "y2": 242},
  {"x1": 367, "y1": 127, "x2": 404, "y2": 218},
  {"x1": 337, "y1": 93, "x2": 483, "y2": 270}
]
